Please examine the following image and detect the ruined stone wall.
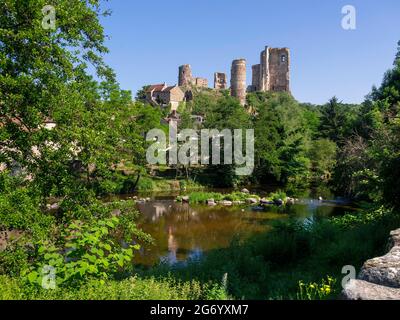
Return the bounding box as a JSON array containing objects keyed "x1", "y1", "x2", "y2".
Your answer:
[
  {"x1": 268, "y1": 48, "x2": 290, "y2": 92},
  {"x1": 214, "y1": 72, "x2": 227, "y2": 89},
  {"x1": 251, "y1": 46, "x2": 290, "y2": 93},
  {"x1": 230, "y1": 59, "x2": 246, "y2": 106},
  {"x1": 178, "y1": 65, "x2": 209, "y2": 88},
  {"x1": 194, "y1": 77, "x2": 208, "y2": 88},
  {"x1": 259, "y1": 47, "x2": 270, "y2": 92},
  {"x1": 251, "y1": 64, "x2": 261, "y2": 91},
  {"x1": 178, "y1": 64, "x2": 193, "y2": 86}
]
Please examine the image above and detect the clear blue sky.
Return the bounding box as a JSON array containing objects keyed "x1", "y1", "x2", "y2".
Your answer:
[{"x1": 99, "y1": 0, "x2": 400, "y2": 104}]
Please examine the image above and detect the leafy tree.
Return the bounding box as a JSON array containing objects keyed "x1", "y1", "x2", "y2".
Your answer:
[
  {"x1": 333, "y1": 40, "x2": 400, "y2": 204},
  {"x1": 318, "y1": 97, "x2": 359, "y2": 144},
  {"x1": 251, "y1": 92, "x2": 311, "y2": 185},
  {"x1": 0, "y1": 0, "x2": 151, "y2": 206},
  {"x1": 135, "y1": 85, "x2": 150, "y2": 103},
  {"x1": 308, "y1": 139, "x2": 337, "y2": 180}
]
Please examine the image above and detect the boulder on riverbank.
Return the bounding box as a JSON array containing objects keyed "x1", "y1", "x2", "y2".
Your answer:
[
  {"x1": 358, "y1": 246, "x2": 400, "y2": 288},
  {"x1": 342, "y1": 279, "x2": 400, "y2": 300},
  {"x1": 342, "y1": 228, "x2": 400, "y2": 300}
]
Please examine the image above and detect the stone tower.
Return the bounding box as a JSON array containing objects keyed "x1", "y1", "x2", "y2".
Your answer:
[
  {"x1": 214, "y1": 72, "x2": 227, "y2": 90},
  {"x1": 252, "y1": 46, "x2": 290, "y2": 92},
  {"x1": 230, "y1": 59, "x2": 246, "y2": 106},
  {"x1": 178, "y1": 64, "x2": 193, "y2": 86}
]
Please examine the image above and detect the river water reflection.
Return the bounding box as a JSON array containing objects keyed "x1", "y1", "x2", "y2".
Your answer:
[{"x1": 127, "y1": 192, "x2": 357, "y2": 266}]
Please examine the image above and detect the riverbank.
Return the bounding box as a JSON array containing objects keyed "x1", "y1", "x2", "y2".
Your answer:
[{"x1": 139, "y1": 206, "x2": 400, "y2": 299}]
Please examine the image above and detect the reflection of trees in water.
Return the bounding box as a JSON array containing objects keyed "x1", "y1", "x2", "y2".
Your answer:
[
  {"x1": 137, "y1": 200, "x2": 258, "y2": 264},
  {"x1": 162, "y1": 226, "x2": 178, "y2": 265},
  {"x1": 134, "y1": 198, "x2": 357, "y2": 266}
]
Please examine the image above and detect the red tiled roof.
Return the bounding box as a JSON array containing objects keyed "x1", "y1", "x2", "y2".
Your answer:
[
  {"x1": 146, "y1": 83, "x2": 166, "y2": 93},
  {"x1": 163, "y1": 85, "x2": 177, "y2": 92}
]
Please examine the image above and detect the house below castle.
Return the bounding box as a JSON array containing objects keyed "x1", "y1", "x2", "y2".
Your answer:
[{"x1": 145, "y1": 83, "x2": 185, "y2": 111}]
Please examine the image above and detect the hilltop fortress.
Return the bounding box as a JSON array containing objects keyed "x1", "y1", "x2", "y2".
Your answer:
[{"x1": 145, "y1": 45, "x2": 290, "y2": 108}]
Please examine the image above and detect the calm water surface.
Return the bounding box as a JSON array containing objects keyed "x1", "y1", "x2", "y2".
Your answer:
[{"x1": 115, "y1": 189, "x2": 358, "y2": 266}]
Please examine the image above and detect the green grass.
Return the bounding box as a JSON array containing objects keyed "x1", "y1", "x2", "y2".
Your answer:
[
  {"x1": 177, "y1": 191, "x2": 260, "y2": 204},
  {"x1": 137, "y1": 177, "x2": 205, "y2": 192},
  {"x1": 0, "y1": 275, "x2": 229, "y2": 300}
]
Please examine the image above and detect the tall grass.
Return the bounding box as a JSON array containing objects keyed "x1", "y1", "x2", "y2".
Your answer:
[{"x1": 0, "y1": 275, "x2": 229, "y2": 300}]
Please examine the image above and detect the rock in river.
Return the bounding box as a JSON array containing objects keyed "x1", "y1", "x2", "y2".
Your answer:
[
  {"x1": 219, "y1": 200, "x2": 233, "y2": 206},
  {"x1": 246, "y1": 198, "x2": 258, "y2": 204},
  {"x1": 207, "y1": 199, "x2": 216, "y2": 206}
]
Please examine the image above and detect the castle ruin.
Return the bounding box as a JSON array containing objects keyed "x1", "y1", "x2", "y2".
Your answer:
[
  {"x1": 178, "y1": 64, "x2": 208, "y2": 88},
  {"x1": 250, "y1": 46, "x2": 290, "y2": 92},
  {"x1": 146, "y1": 45, "x2": 290, "y2": 109}
]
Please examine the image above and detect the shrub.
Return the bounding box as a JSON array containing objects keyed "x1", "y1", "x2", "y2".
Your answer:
[
  {"x1": 0, "y1": 179, "x2": 54, "y2": 239},
  {"x1": 23, "y1": 216, "x2": 140, "y2": 287}
]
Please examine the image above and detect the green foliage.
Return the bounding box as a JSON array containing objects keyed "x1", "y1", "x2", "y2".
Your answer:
[
  {"x1": 24, "y1": 216, "x2": 140, "y2": 287},
  {"x1": 318, "y1": 97, "x2": 359, "y2": 144},
  {"x1": 251, "y1": 92, "x2": 311, "y2": 185},
  {"x1": 0, "y1": 172, "x2": 54, "y2": 238},
  {"x1": 329, "y1": 41, "x2": 400, "y2": 206},
  {"x1": 0, "y1": 275, "x2": 227, "y2": 300},
  {"x1": 180, "y1": 191, "x2": 260, "y2": 204},
  {"x1": 268, "y1": 190, "x2": 287, "y2": 202},
  {"x1": 136, "y1": 177, "x2": 203, "y2": 192},
  {"x1": 330, "y1": 206, "x2": 389, "y2": 228},
  {"x1": 0, "y1": 244, "x2": 30, "y2": 277},
  {"x1": 186, "y1": 93, "x2": 253, "y2": 187},
  {"x1": 308, "y1": 138, "x2": 337, "y2": 180}
]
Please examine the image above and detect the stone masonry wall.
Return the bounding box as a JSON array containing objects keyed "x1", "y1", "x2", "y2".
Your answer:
[
  {"x1": 230, "y1": 59, "x2": 247, "y2": 106},
  {"x1": 214, "y1": 72, "x2": 227, "y2": 90}
]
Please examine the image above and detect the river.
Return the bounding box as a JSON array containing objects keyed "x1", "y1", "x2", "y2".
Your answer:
[{"x1": 111, "y1": 188, "x2": 358, "y2": 267}]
